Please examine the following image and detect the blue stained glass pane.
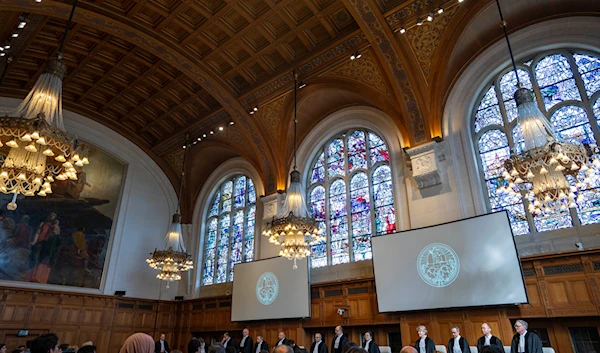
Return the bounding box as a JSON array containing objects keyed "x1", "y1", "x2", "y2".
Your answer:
[
  {"x1": 329, "y1": 179, "x2": 349, "y2": 264},
  {"x1": 475, "y1": 105, "x2": 503, "y2": 133},
  {"x1": 309, "y1": 186, "x2": 326, "y2": 268},
  {"x1": 216, "y1": 215, "x2": 230, "y2": 284},
  {"x1": 327, "y1": 139, "x2": 346, "y2": 177},
  {"x1": 351, "y1": 172, "x2": 371, "y2": 261},
  {"x1": 218, "y1": 216, "x2": 230, "y2": 245},
  {"x1": 352, "y1": 235, "x2": 372, "y2": 262},
  {"x1": 221, "y1": 181, "x2": 233, "y2": 213},
  {"x1": 478, "y1": 131, "x2": 510, "y2": 180},
  {"x1": 368, "y1": 133, "x2": 390, "y2": 165},
  {"x1": 577, "y1": 188, "x2": 600, "y2": 225},
  {"x1": 499, "y1": 69, "x2": 533, "y2": 102},
  {"x1": 375, "y1": 205, "x2": 396, "y2": 235},
  {"x1": 347, "y1": 131, "x2": 367, "y2": 172},
  {"x1": 574, "y1": 53, "x2": 600, "y2": 97},
  {"x1": 244, "y1": 205, "x2": 255, "y2": 262},
  {"x1": 247, "y1": 179, "x2": 256, "y2": 204},
  {"x1": 206, "y1": 218, "x2": 218, "y2": 249},
  {"x1": 533, "y1": 211, "x2": 572, "y2": 233},
  {"x1": 331, "y1": 239, "x2": 349, "y2": 265},
  {"x1": 535, "y1": 54, "x2": 581, "y2": 110},
  {"x1": 229, "y1": 211, "x2": 244, "y2": 281},
  {"x1": 478, "y1": 86, "x2": 499, "y2": 110},
  {"x1": 550, "y1": 105, "x2": 596, "y2": 144},
  {"x1": 350, "y1": 173, "x2": 370, "y2": 214},
  {"x1": 311, "y1": 152, "x2": 325, "y2": 184},
  {"x1": 234, "y1": 176, "x2": 246, "y2": 209},
  {"x1": 202, "y1": 247, "x2": 215, "y2": 285},
  {"x1": 513, "y1": 125, "x2": 524, "y2": 154},
  {"x1": 595, "y1": 99, "x2": 600, "y2": 121},
  {"x1": 209, "y1": 192, "x2": 220, "y2": 217},
  {"x1": 373, "y1": 180, "x2": 393, "y2": 208},
  {"x1": 310, "y1": 241, "x2": 327, "y2": 268}
]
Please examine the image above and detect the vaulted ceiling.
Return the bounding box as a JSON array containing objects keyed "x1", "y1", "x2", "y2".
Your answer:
[{"x1": 0, "y1": 0, "x2": 598, "y2": 219}]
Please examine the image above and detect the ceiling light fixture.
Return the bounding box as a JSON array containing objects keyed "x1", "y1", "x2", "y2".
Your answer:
[
  {"x1": 298, "y1": 81, "x2": 307, "y2": 89},
  {"x1": 400, "y1": 27, "x2": 406, "y2": 34},
  {"x1": 416, "y1": 17, "x2": 424, "y2": 26},
  {"x1": 427, "y1": 12, "x2": 434, "y2": 21},
  {"x1": 438, "y1": 8, "x2": 444, "y2": 14}
]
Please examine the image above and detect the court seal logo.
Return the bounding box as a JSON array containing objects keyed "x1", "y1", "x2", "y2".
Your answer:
[
  {"x1": 256, "y1": 272, "x2": 279, "y2": 305},
  {"x1": 417, "y1": 243, "x2": 460, "y2": 288}
]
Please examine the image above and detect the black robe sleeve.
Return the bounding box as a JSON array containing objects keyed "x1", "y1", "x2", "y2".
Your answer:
[
  {"x1": 241, "y1": 338, "x2": 253, "y2": 353},
  {"x1": 529, "y1": 333, "x2": 543, "y2": 353},
  {"x1": 461, "y1": 337, "x2": 470, "y2": 353},
  {"x1": 427, "y1": 338, "x2": 436, "y2": 353}
]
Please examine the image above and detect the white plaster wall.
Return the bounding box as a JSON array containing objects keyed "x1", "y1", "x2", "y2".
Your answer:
[{"x1": 0, "y1": 97, "x2": 179, "y2": 300}]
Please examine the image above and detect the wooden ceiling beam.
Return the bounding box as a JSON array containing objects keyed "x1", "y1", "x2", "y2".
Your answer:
[
  {"x1": 1, "y1": 16, "x2": 49, "y2": 84},
  {"x1": 154, "y1": 1, "x2": 192, "y2": 32},
  {"x1": 119, "y1": 73, "x2": 185, "y2": 122},
  {"x1": 180, "y1": 1, "x2": 242, "y2": 46},
  {"x1": 62, "y1": 35, "x2": 112, "y2": 86},
  {"x1": 138, "y1": 93, "x2": 201, "y2": 133},
  {"x1": 98, "y1": 60, "x2": 163, "y2": 111}
]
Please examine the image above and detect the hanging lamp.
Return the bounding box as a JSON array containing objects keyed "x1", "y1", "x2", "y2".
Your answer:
[
  {"x1": 146, "y1": 136, "x2": 193, "y2": 286},
  {"x1": 262, "y1": 72, "x2": 324, "y2": 269},
  {"x1": 495, "y1": 0, "x2": 600, "y2": 216},
  {"x1": 0, "y1": 0, "x2": 89, "y2": 210}
]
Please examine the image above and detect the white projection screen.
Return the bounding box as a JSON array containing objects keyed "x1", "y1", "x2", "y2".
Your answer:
[
  {"x1": 231, "y1": 257, "x2": 310, "y2": 321},
  {"x1": 372, "y1": 211, "x2": 528, "y2": 312}
]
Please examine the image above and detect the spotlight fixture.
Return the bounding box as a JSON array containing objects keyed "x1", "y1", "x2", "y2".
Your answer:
[
  {"x1": 4, "y1": 45, "x2": 10, "y2": 50},
  {"x1": 0, "y1": 53, "x2": 4, "y2": 57},
  {"x1": 427, "y1": 12, "x2": 434, "y2": 21},
  {"x1": 197, "y1": 137, "x2": 201, "y2": 141},
  {"x1": 218, "y1": 126, "x2": 224, "y2": 131},
  {"x1": 35, "y1": 0, "x2": 41, "y2": 2},
  {"x1": 18, "y1": 21, "x2": 27, "y2": 29},
  {"x1": 298, "y1": 81, "x2": 307, "y2": 89},
  {"x1": 416, "y1": 17, "x2": 424, "y2": 25},
  {"x1": 210, "y1": 130, "x2": 214, "y2": 135},
  {"x1": 229, "y1": 120, "x2": 235, "y2": 125},
  {"x1": 253, "y1": 106, "x2": 258, "y2": 111},
  {"x1": 400, "y1": 27, "x2": 406, "y2": 34},
  {"x1": 193, "y1": 141, "x2": 197, "y2": 145},
  {"x1": 458, "y1": 0, "x2": 464, "y2": 3},
  {"x1": 182, "y1": 145, "x2": 186, "y2": 149},
  {"x1": 350, "y1": 53, "x2": 356, "y2": 60},
  {"x1": 249, "y1": 110, "x2": 254, "y2": 115},
  {"x1": 438, "y1": 7, "x2": 444, "y2": 14},
  {"x1": 0, "y1": 47, "x2": 3, "y2": 51},
  {"x1": 11, "y1": 33, "x2": 18, "y2": 38},
  {"x1": 202, "y1": 134, "x2": 207, "y2": 138}
]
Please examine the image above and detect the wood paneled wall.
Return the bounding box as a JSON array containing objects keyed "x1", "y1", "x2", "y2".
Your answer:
[{"x1": 3, "y1": 249, "x2": 600, "y2": 353}]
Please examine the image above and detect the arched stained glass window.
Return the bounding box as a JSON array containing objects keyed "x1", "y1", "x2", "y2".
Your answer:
[
  {"x1": 202, "y1": 175, "x2": 256, "y2": 285},
  {"x1": 307, "y1": 129, "x2": 396, "y2": 268},
  {"x1": 472, "y1": 50, "x2": 600, "y2": 234}
]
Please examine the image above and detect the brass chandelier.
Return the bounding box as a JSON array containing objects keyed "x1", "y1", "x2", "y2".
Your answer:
[
  {"x1": 495, "y1": 0, "x2": 600, "y2": 216},
  {"x1": 0, "y1": 0, "x2": 89, "y2": 210},
  {"x1": 147, "y1": 137, "x2": 193, "y2": 286},
  {"x1": 262, "y1": 72, "x2": 324, "y2": 269}
]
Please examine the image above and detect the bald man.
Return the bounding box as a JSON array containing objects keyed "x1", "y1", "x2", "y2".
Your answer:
[
  {"x1": 331, "y1": 326, "x2": 348, "y2": 353},
  {"x1": 274, "y1": 345, "x2": 293, "y2": 353},
  {"x1": 310, "y1": 333, "x2": 328, "y2": 353},
  {"x1": 400, "y1": 347, "x2": 418, "y2": 353},
  {"x1": 477, "y1": 323, "x2": 503, "y2": 353},
  {"x1": 239, "y1": 329, "x2": 253, "y2": 353},
  {"x1": 275, "y1": 332, "x2": 289, "y2": 347}
]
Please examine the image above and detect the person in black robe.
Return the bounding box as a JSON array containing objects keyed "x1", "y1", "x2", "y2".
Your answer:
[
  {"x1": 362, "y1": 331, "x2": 380, "y2": 353},
  {"x1": 414, "y1": 326, "x2": 435, "y2": 353},
  {"x1": 477, "y1": 323, "x2": 503, "y2": 353},
  {"x1": 310, "y1": 334, "x2": 327, "y2": 353},
  {"x1": 239, "y1": 329, "x2": 253, "y2": 353},
  {"x1": 275, "y1": 333, "x2": 289, "y2": 347},
  {"x1": 253, "y1": 336, "x2": 269, "y2": 353},
  {"x1": 511, "y1": 320, "x2": 542, "y2": 353},
  {"x1": 223, "y1": 333, "x2": 236, "y2": 351},
  {"x1": 331, "y1": 326, "x2": 348, "y2": 353},
  {"x1": 448, "y1": 327, "x2": 470, "y2": 353}
]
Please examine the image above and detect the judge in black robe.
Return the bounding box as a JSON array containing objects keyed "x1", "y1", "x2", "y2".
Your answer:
[
  {"x1": 448, "y1": 326, "x2": 470, "y2": 353},
  {"x1": 331, "y1": 326, "x2": 349, "y2": 353},
  {"x1": 275, "y1": 332, "x2": 290, "y2": 347},
  {"x1": 414, "y1": 326, "x2": 435, "y2": 353},
  {"x1": 239, "y1": 329, "x2": 254, "y2": 353},
  {"x1": 511, "y1": 320, "x2": 542, "y2": 353},
  {"x1": 477, "y1": 323, "x2": 503, "y2": 353},
  {"x1": 310, "y1": 334, "x2": 328, "y2": 353},
  {"x1": 253, "y1": 336, "x2": 269, "y2": 353},
  {"x1": 362, "y1": 331, "x2": 380, "y2": 353}
]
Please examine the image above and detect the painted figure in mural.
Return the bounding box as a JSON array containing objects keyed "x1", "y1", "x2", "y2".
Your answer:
[
  {"x1": 25, "y1": 212, "x2": 62, "y2": 284},
  {"x1": 65, "y1": 166, "x2": 91, "y2": 200},
  {"x1": 0, "y1": 214, "x2": 31, "y2": 280}
]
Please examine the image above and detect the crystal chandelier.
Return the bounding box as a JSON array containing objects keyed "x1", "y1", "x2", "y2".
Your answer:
[
  {"x1": 0, "y1": 1, "x2": 89, "y2": 210},
  {"x1": 262, "y1": 72, "x2": 324, "y2": 269},
  {"x1": 147, "y1": 137, "x2": 193, "y2": 286},
  {"x1": 495, "y1": 0, "x2": 600, "y2": 216}
]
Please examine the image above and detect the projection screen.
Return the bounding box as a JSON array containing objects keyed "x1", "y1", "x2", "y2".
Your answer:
[
  {"x1": 371, "y1": 211, "x2": 528, "y2": 312},
  {"x1": 231, "y1": 257, "x2": 310, "y2": 321}
]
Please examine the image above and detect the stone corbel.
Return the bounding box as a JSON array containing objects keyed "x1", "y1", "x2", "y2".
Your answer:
[
  {"x1": 405, "y1": 141, "x2": 446, "y2": 189},
  {"x1": 260, "y1": 192, "x2": 283, "y2": 220}
]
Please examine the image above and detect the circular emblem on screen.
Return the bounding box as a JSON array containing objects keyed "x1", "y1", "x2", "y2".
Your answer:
[
  {"x1": 256, "y1": 272, "x2": 279, "y2": 305},
  {"x1": 417, "y1": 243, "x2": 460, "y2": 288}
]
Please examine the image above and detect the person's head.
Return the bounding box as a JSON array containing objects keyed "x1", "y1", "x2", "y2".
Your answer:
[
  {"x1": 514, "y1": 320, "x2": 528, "y2": 335},
  {"x1": 223, "y1": 333, "x2": 230, "y2": 342},
  {"x1": 315, "y1": 333, "x2": 322, "y2": 342},
  {"x1": 273, "y1": 346, "x2": 292, "y2": 353},
  {"x1": 77, "y1": 346, "x2": 96, "y2": 353},
  {"x1": 256, "y1": 336, "x2": 263, "y2": 343},
  {"x1": 479, "y1": 348, "x2": 495, "y2": 353},
  {"x1": 278, "y1": 333, "x2": 285, "y2": 341},
  {"x1": 481, "y1": 323, "x2": 492, "y2": 336},
  {"x1": 225, "y1": 346, "x2": 236, "y2": 353},
  {"x1": 451, "y1": 326, "x2": 460, "y2": 338},
  {"x1": 199, "y1": 338, "x2": 205, "y2": 344},
  {"x1": 342, "y1": 342, "x2": 357, "y2": 353},
  {"x1": 335, "y1": 326, "x2": 343, "y2": 337},
  {"x1": 363, "y1": 331, "x2": 372, "y2": 342},
  {"x1": 160, "y1": 334, "x2": 166, "y2": 342},
  {"x1": 243, "y1": 329, "x2": 249, "y2": 337},
  {"x1": 119, "y1": 333, "x2": 155, "y2": 353},
  {"x1": 287, "y1": 341, "x2": 295, "y2": 348},
  {"x1": 416, "y1": 326, "x2": 427, "y2": 338},
  {"x1": 81, "y1": 343, "x2": 93, "y2": 348},
  {"x1": 18, "y1": 346, "x2": 25, "y2": 352},
  {"x1": 31, "y1": 334, "x2": 60, "y2": 353},
  {"x1": 345, "y1": 347, "x2": 367, "y2": 353},
  {"x1": 189, "y1": 339, "x2": 202, "y2": 353},
  {"x1": 0, "y1": 345, "x2": 6, "y2": 353},
  {"x1": 208, "y1": 344, "x2": 225, "y2": 353},
  {"x1": 400, "y1": 347, "x2": 417, "y2": 353}
]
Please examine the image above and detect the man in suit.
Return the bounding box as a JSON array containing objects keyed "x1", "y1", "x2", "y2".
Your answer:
[
  {"x1": 448, "y1": 326, "x2": 470, "y2": 353},
  {"x1": 310, "y1": 333, "x2": 327, "y2": 353},
  {"x1": 223, "y1": 333, "x2": 236, "y2": 350},
  {"x1": 331, "y1": 326, "x2": 348, "y2": 353},
  {"x1": 275, "y1": 332, "x2": 289, "y2": 347},
  {"x1": 477, "y1": 323, "x2": 503, "y2": 353},
  {"x1": 511, "y1": 320, "x2": 542, "y2": 353},
  {"x1": 254, "y1": 335, "x2": 269, "y2": 353},
  {"x1": 156, "y1": 334, "x2": 170, "y2": 353},
  {"x1": 239, "y1": 329, "x2": 253, "y2": 353}
]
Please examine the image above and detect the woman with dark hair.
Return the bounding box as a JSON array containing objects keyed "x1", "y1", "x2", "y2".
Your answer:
[
  {"x1": 342, "y1": 342, "x2": 357, "y2": 353},
  {"x1": 1, "y1": 344, "x2": 7, "y2": 353},
  {"x1": 362, "y1": 332, "x2": 379, "y2": 353}
]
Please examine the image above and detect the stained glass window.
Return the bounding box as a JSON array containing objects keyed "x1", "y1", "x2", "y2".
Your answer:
[
  {"x1": 308, "y1": 129, "x2": 396, "y2": 268},
  {"x1": 202, "y1": 175, "x2": 256, "y2": 285},
  {"x1": 473, "y1": 50, "x2": 600, "y2": 235}
]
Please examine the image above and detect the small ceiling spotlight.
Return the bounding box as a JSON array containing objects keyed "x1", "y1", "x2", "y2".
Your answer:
[
  {"x1": 18, "y1": 19, "x2": 27, "y2": 29},
  {"x1": 11, "y1": 33, "x2": 19, "y2": 38},
  {"x1": 4, "y1": 45, "x2": 10, "y2": 50},
  {"x1": 35, "y1": 0, "x2": 42, "y2": 2},
  {"x1": 437, "y1": 7, "x2": 444, "y2": 14},
  {"x1": 202, "y1": 133, "x2": 207, "y2": 138},
  {"x1": 298, "y1": 81, "x2": 307, "y2": 89},
  {"x1": 229, "y1": 120, "x2": 235, "y2": 125},
  {"x1": 218, "y1": 126, "x2": 224, "y2": 131},
  {"x1": 350, "y1": 51, "x2": 362, "y2": 60},
  {"x1": 416, "y1": 17, "x2": 424, "y2": 26},
  {"x1": 210, "y1": 130, "x2": 214, "y2": 135},
  {"x1": 458, "y1": 0, "x2": 464, "y2": 3},
  {"x1": 182, "y1": 145, "x2": 186, "y2": 149},
  {"x1": 427, "y1": 12, "x2": 434, "y2": 22},
  {"x1": 253, "y1": 105, "x2": 258, "y2": 111},
  {"x1": 197, "y1": 137, "x2": 201, "y2": 141},
  {"x1": 0, "y1": 53, "x2": 5, "y2": 57},
  {"x1": 399, "y1": 27, "x2": 406, "y2": 34}
]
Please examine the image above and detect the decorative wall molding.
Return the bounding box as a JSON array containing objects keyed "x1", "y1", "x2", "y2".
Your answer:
[
  {"x1": 258, "y1": 92, "x2": 291, "y2": 142},
  {"x1": 405, "y1": 141, "x2": 446, "y2": 189},
  {"x1": 261, "y1": 193, "x2": 280, "y2": 220},
  {"x1": 385, "y1": 0, "x2": 438, "y2": 27},
  {"x1": 165, "y1": 149, "x2": 185, "y2": 174}
]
